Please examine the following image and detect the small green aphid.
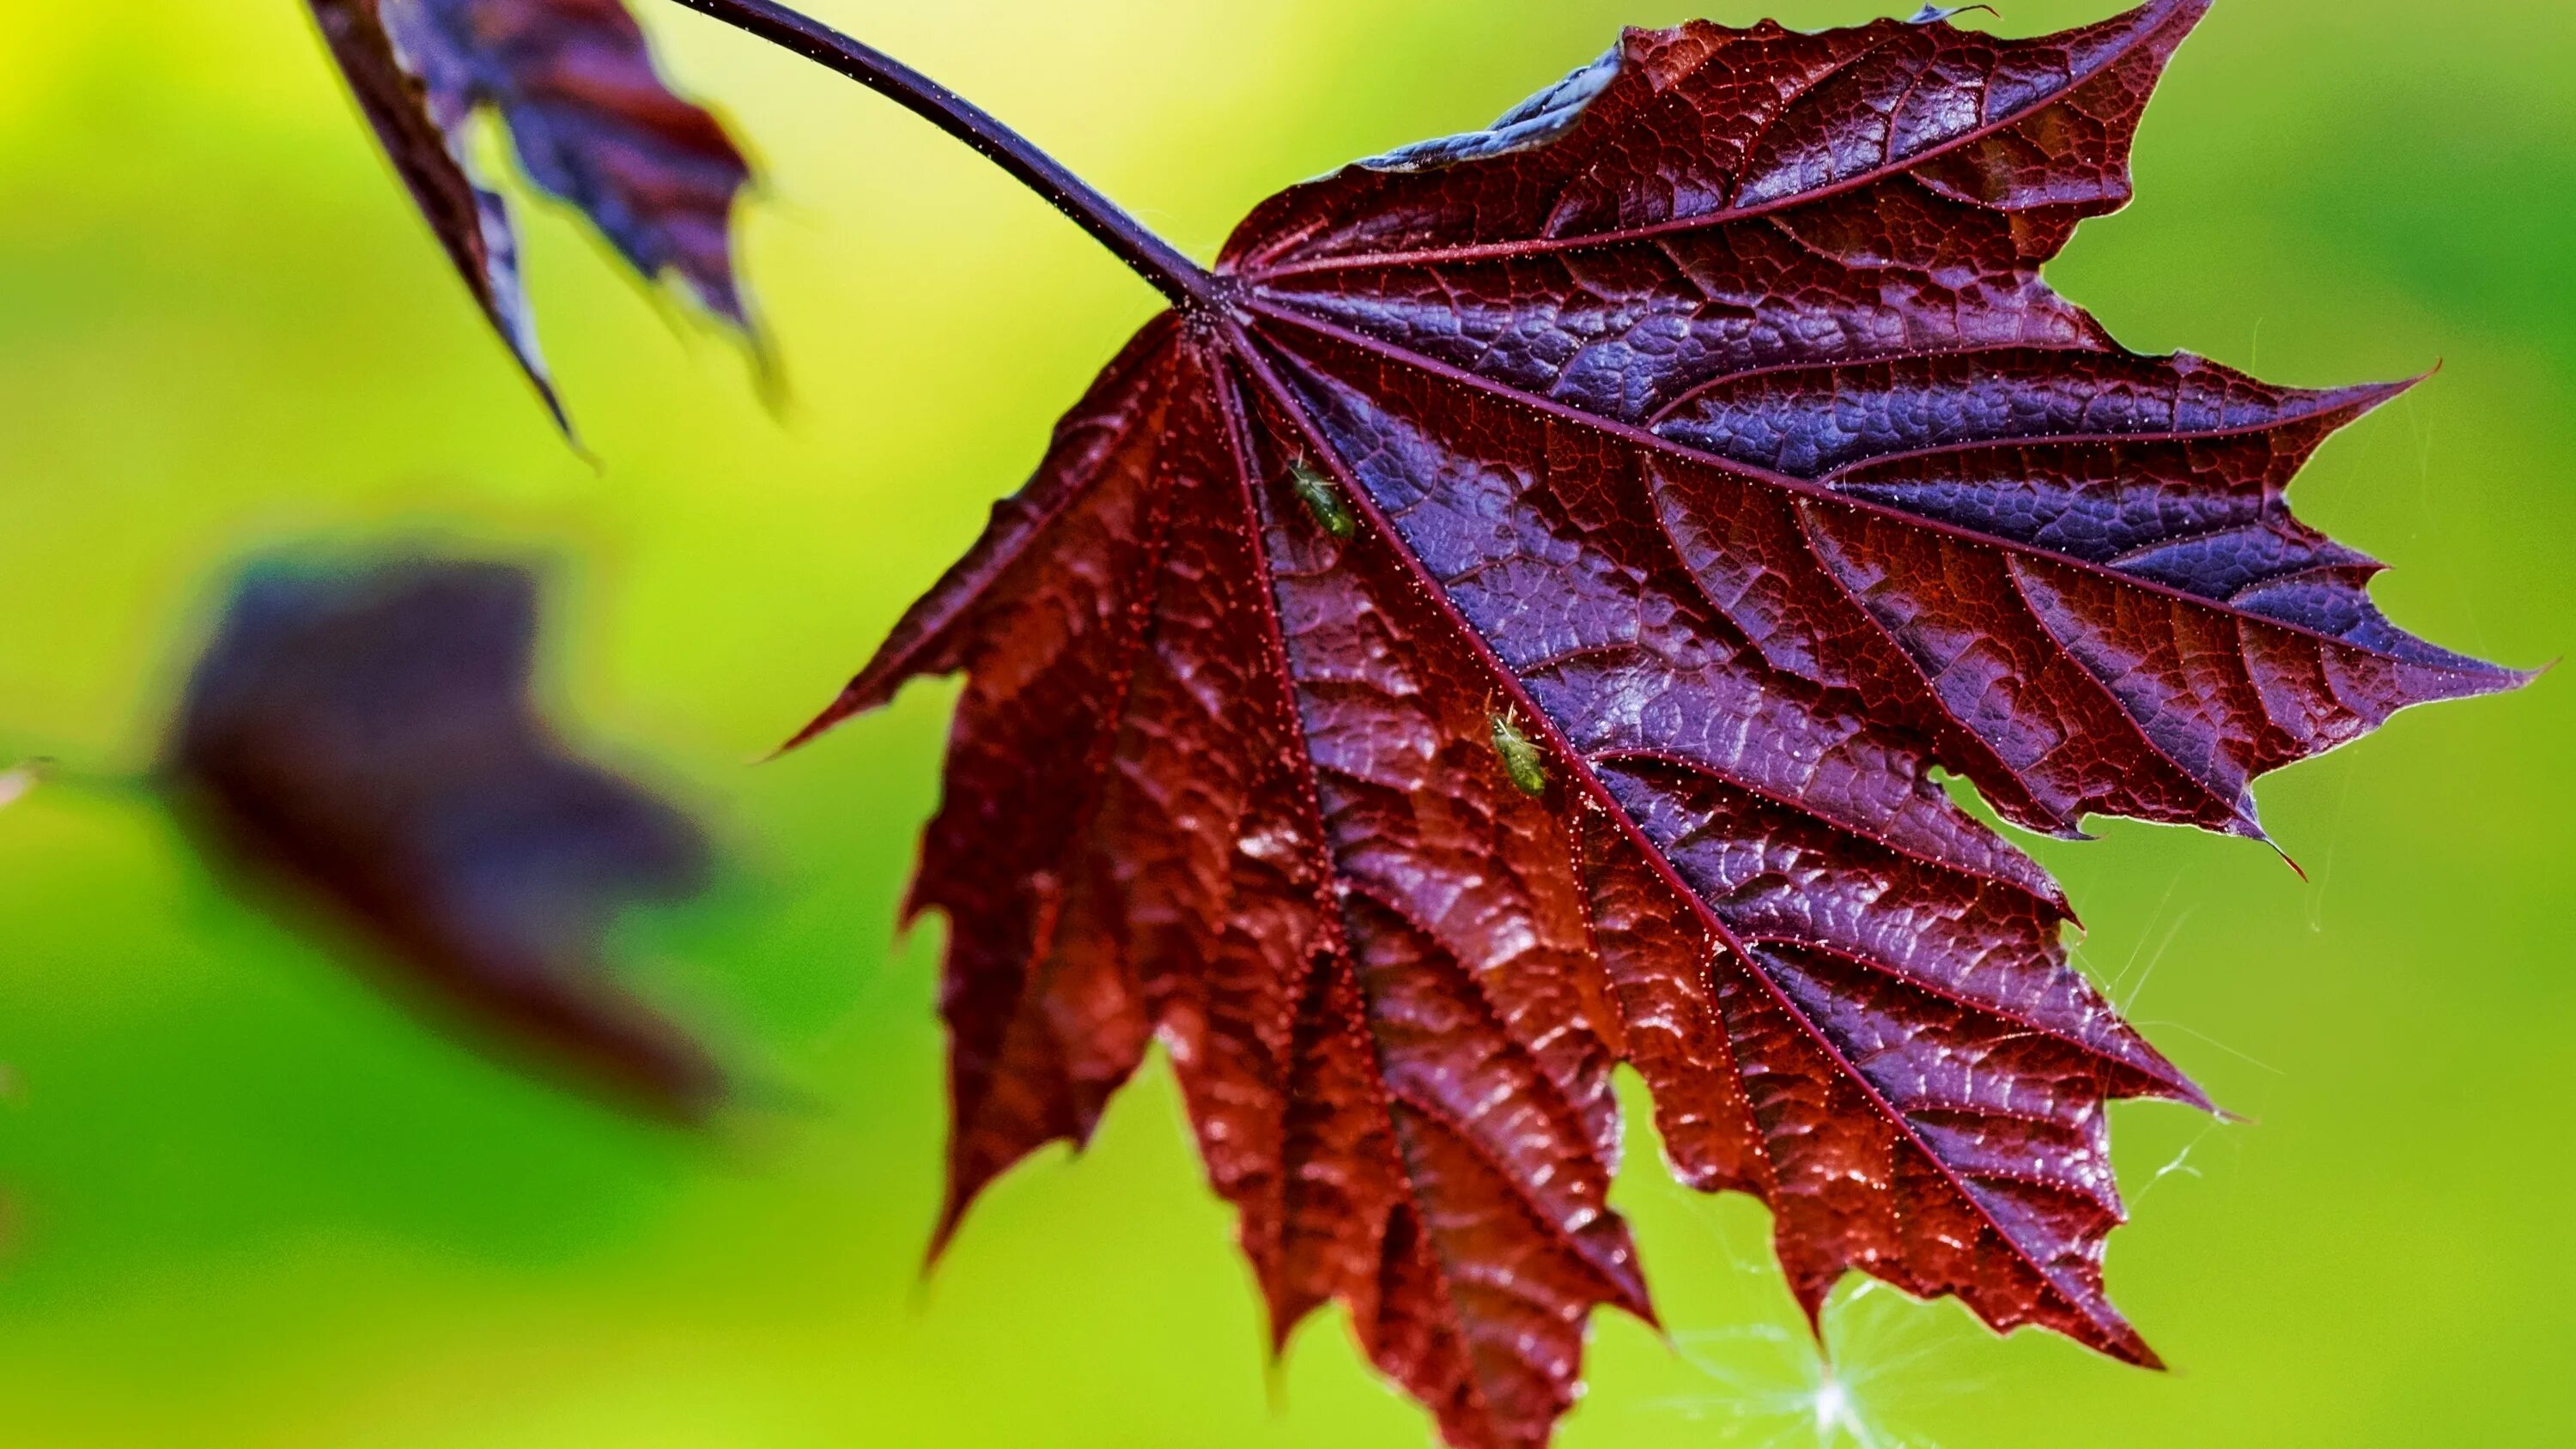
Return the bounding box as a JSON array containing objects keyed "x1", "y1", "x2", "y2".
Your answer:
[
  {"x1": 1287, "y1": 458, "x2": 1356, "y2": 540},
  {"x1": 1488, "y1": 706, "x2": 1550, "y2": 798}
]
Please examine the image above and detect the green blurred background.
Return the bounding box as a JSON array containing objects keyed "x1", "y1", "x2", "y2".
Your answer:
[{"x1": 0, "y1": 1, "x2": 2567, "y2": 1444}]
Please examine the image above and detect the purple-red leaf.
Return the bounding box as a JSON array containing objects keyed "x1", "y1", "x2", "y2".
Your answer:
[
  {"x1": 794, "y1": 3, "x2": 2528, "y2": 1445},
  {"x1": 307, "y1": 0, "x2": 756, "y2": 427},
  {"x1": 166, "y1": 558, "x2": 723, "y2": 1122}
]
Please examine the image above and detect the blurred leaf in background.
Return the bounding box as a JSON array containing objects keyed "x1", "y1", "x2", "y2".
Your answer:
[
  {"x1": 0, "y1": 1, "x2": 2567, "y2": 1446},
  {"x1": 165, "y1": 554, "x2": 727, "y2": 1125}
]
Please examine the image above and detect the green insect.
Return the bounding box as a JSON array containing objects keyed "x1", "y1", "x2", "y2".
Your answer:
[
  {"x1": 1488, "y1": 706, "x2": 1550, "y2": 798},
  {"x1": 1287, "y1": 458, "x2": 1356, "y2": 540}
]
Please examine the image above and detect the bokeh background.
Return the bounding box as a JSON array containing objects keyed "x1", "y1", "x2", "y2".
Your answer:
[{"x1": 1, "y1": 0, "x2": 2568, "y2": 1444}]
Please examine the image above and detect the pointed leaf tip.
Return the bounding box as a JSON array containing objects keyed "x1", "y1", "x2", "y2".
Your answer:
[{"x1": 308, "y1": 0, "x2": 758, "y2": 436}]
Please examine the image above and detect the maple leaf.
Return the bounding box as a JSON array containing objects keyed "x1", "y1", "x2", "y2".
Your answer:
[
  {"x1": 306, "y1": 0, "x2": 756, "y2": 428},
  {"x1": 164, "y1": 558, "x2": 725, "y2": 1122},
  {"x1": 748, "y1": 3, "x2": 2529, "y2": 1445},
  {"x1": 292, "y1": 0, "x2": 2531, "y2": 1441}
]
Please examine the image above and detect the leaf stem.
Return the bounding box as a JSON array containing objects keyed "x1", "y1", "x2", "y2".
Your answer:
[
  {"x1": 659, "y1": 0, "x2": 1219, "y2": 312},
  {"x1": 0, "y1": 748, "x2": 159, "y2": 812}
]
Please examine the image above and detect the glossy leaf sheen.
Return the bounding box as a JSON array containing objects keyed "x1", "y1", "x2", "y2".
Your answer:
[
  {"x1": 307, "y1": 0, "x2": 755, "y2": 425},
  {"x1": 167, "y1": 560, "x2": 723, "y2": 1121},
  {"x1": 802, "y1": 4, "x2": 2526, "y2": 1445}
]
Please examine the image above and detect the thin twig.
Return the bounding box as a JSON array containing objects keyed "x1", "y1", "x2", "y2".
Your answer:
[{"x1": 658, "y1": 0, "x2": 1218, "y2": 312}]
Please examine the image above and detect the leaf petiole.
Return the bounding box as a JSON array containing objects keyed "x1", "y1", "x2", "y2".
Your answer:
[{"x1": 658, "y1": 0, "x2": 1220, "y2": 312}]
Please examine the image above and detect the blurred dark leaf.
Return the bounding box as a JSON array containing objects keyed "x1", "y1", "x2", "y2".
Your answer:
[
  {"x1": 306, "y1": 0, "x2": 756, "y2": 428},
  {"x1": 166, "y1": 557, "x2": 723, "y2": 1123},
  {"x1": 795, "y1": 3, "x2": 2529, "y2": 1445}
]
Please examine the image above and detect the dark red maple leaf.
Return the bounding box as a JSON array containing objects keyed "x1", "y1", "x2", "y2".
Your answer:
[
  {"x1": 295, "y1": 0, "x2": 2530, "y2": 1442},
  {"x1": 164, "y1": 558, "x2": 724, "y2": 1122},
  {"x1": 754, "y1": 3, "x2": 2526, "y2": 1445},
  {"x1": 307, "y1": 0, "x2": 756, "y2": 427}
]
